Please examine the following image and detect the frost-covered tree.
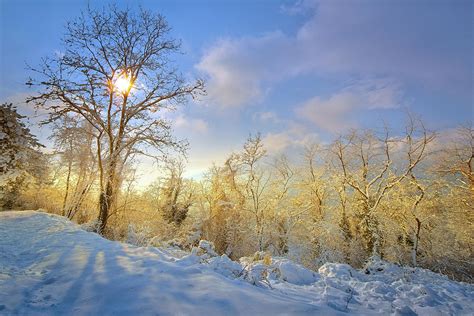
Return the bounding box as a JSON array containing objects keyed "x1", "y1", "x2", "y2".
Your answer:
[
  {"x1": 50, "y1": 115, "x2": 97, "y2": 218},
  {"x1": 266, "y1": 155, "x2": 296, "y2": 256},
  {"x1": 160, "y1": 159, "x2": 194, "y2": 225},
  {"x1": 331, "y1": 117, "x2": 435, "y2": 258},
  {"x1": 240, "y1": 134, "x2": 271, "y2": 251},
  {"x1": 0, "y1": 103, "x2": 44, "y2": 209},
  {"x1": 27, "y1": 6, "x2": 204, "y2": 233},
  {"x1": 436, "y1": 125, "x2": 473, "y2": 192}
]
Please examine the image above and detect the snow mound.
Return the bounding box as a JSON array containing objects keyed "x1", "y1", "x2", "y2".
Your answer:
[
  {"x1": 184, "y1": 247, "x2": 320, "y2": 287},
  {"x1": 238, "y1": 253, "x2": 320, "y2": 286},
  {"x1": 319, "y1": 263, "x2": 358, "y2": 280},
  {"x1": 274, "y1": 258, "x2": 321, "y2": 285},
  {"x1": 312, "y1": 259, "x2": 474, "y2": 315},
  {"x1": 207, "y1": 255, "x2": 243, "y2": 278}
]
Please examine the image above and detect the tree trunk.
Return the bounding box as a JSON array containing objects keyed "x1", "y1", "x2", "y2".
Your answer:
[
  {"x1": 367, "y1": 213, "x2": 381, "y2": 257},
  {"x1": 66, "y1": 169, "x2": 84, "y2": 219},
  {"x1": 97, "y1": 159, "x2": 117, "y2": 234},
  {"x1": 98, "y1": 181, "x2": 113, "y2": 234},
  {"x1": 256, "y1": 215, "x2": 265, "y2": 252},
  {"x1": 67, "y1": 181, "x2": 92, "y2": 219},
  {"x1": 61, "y1": 158, "x2": 72, "y2": 216},
  {"x1": 411, "y1": 218, "x2": 421, "y2": 266}
]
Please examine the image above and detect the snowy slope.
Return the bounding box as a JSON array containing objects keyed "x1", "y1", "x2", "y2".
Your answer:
[{"x1": 0, "y1": 211, "x2": 472, "y2": 315}]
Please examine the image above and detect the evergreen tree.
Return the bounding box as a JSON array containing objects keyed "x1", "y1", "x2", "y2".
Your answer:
[{"x1": 0, "y1": 103, "x2": 43, "y2": 209}]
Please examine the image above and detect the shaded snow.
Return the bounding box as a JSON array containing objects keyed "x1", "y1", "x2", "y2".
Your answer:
[
  {"x1": 0, "y1": 211, "x2": 322, "y2": 315},
  {"x1": 1, "y1": 211, "x2": 473, "y2": 315}
]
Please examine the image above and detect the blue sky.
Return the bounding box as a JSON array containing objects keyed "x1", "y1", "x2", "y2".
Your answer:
[{"x1": 1, "y1": 0, "x2": 472, "y2": 182}]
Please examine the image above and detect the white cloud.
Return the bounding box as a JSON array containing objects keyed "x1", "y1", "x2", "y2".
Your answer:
[
  {"x1": 196, "y1": 32, "x2": 296, "y2": 108},
  {"x1": 197, "y1": 1, "x2": 471, "y2": 108},
  {"x1": 295, "y1": 79, "x2": 405, "y2": 133},
  {"x1": 262, "y1": 132, "x2": 293, "y2": 153},
  {"x1": 296, "y1": 93, "x2": 359, "y2": 133},
  {"x1": 174, "y1": 115, "x2": 209, "y2": 134},
  {"x1": 262, "y1": 122, "x2": 319, "y2": 154}
]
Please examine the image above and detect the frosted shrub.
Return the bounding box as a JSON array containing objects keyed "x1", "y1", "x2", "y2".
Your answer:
[
  {"x1": 190, "y1": 240, "x2": 218, "y2": 259},
  {"x1": 126, "y1": 224, "x2": 152, "y2": 247},
  {"x1": 239, "y1": 252, "x2": 276, "y2": 287},
  {"x1": 314, "y1": 247, "x2": 345, "y2": 267},
  {"x1": 318, "y1": 263, "x2": 356, "y2": 280},
  {"x1": 185, "y1": 228, "x2": 202, "y2": 248},
  {"x1": 239, "y1": 251, "x2": 319, "y2": 287},
  {"x1": 80, "y1": 219, "x2": 100, "y2": 232},
  {"x1": 148, "y1": 237, "x2": 184, "y2": 249},
  {"x1": 207, "y1": 255, "x2": 243, "y2": 278}
]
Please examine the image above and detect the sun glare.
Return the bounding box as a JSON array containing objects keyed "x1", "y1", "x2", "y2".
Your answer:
[{"x1": 114, "y1": 75, "x2": 132, "y2": 94}]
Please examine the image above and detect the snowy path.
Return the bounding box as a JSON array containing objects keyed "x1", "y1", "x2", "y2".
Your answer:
[
  {"x1": 0, "y1": 211, "x2": 322, "y2": 315},
  {"x1": 1, "y1": 211, "x2": 473, "y2": 315}
]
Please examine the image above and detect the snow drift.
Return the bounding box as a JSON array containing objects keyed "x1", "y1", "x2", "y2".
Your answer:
[{"x1": 0, "y1": 211, "x2": 472, "y2": 315}]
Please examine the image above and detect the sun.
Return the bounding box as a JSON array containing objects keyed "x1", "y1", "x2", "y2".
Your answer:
[{"x1": 114, "y1": 75, "x2": 132, "y2": 94}]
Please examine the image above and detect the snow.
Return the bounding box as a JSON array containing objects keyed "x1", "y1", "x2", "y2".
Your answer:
[{"x1": 1, "y1": 211, "x2": 473, "y2": 315}]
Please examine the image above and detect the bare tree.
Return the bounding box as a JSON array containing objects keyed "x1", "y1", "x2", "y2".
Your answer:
[
  {"x1": 161, "y1": 159, "x2": 193, "y2": 225},
  {"x1": 436, "y1": 125, "x2": 474, "y2": 192},
  {"x1": 200, "y1": 164, "x2": 244, "y2": 257},
  {"x1": 301, "y1": 144, "x2": 327, "y2": 222},
  {"x1": 269, "y1": 155, "x2": 296, "y2": 255},
  {"x1": 240, "y1": 134, "x2": 270, "y2": 251},
  {"x1": 407, "y1": 172, "x2": 425, "y2": 267},
  {"x1": 50, "y1": 115, "x2": 97, "y2": 218},
  {"x1": 332, "y1": 116, "x2": 435, "y2": 257},
  {"x1": 27, "y1": 6, "x2": 204, "y2": 233}
]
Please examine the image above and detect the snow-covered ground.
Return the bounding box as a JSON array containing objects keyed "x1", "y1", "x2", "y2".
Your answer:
[{"x1": 0, "y1": 211, "x2": 473, "y2": 315}]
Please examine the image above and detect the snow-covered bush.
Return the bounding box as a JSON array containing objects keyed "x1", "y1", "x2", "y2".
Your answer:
[
  {"x1": 207, "y1": 255, "x2": 243, "y2": 278},
  {"x1": 176, "y1": 240, "x2": 220, "y2": 266},
  {"x1": 238, "y1": 251, "x2": 320, "y2": 287},
  {"x1": 148, "y1": 237, "x2": 183, "y2": 249},
  {"x1": 177, "y1": 240, "x2": 276, "y2": 281},
  {"x1": 80, "y1": 219, "x2": 100, "y2": 232},
  {"x1": 126, "y1": 224, "x2": 152, "y2": 246},
  {"x1": 184, "y1": 226, "x2": 202, "y2": 248},
  {"x1": 190, "y1": 240, "x2": 218, "y2": 259},
  {"x1": 273, "y1": 259, "x2": 321, "y2": 285},
  {"x1": 318, "y1": 262, "x2": 357, "y2": 280}
]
